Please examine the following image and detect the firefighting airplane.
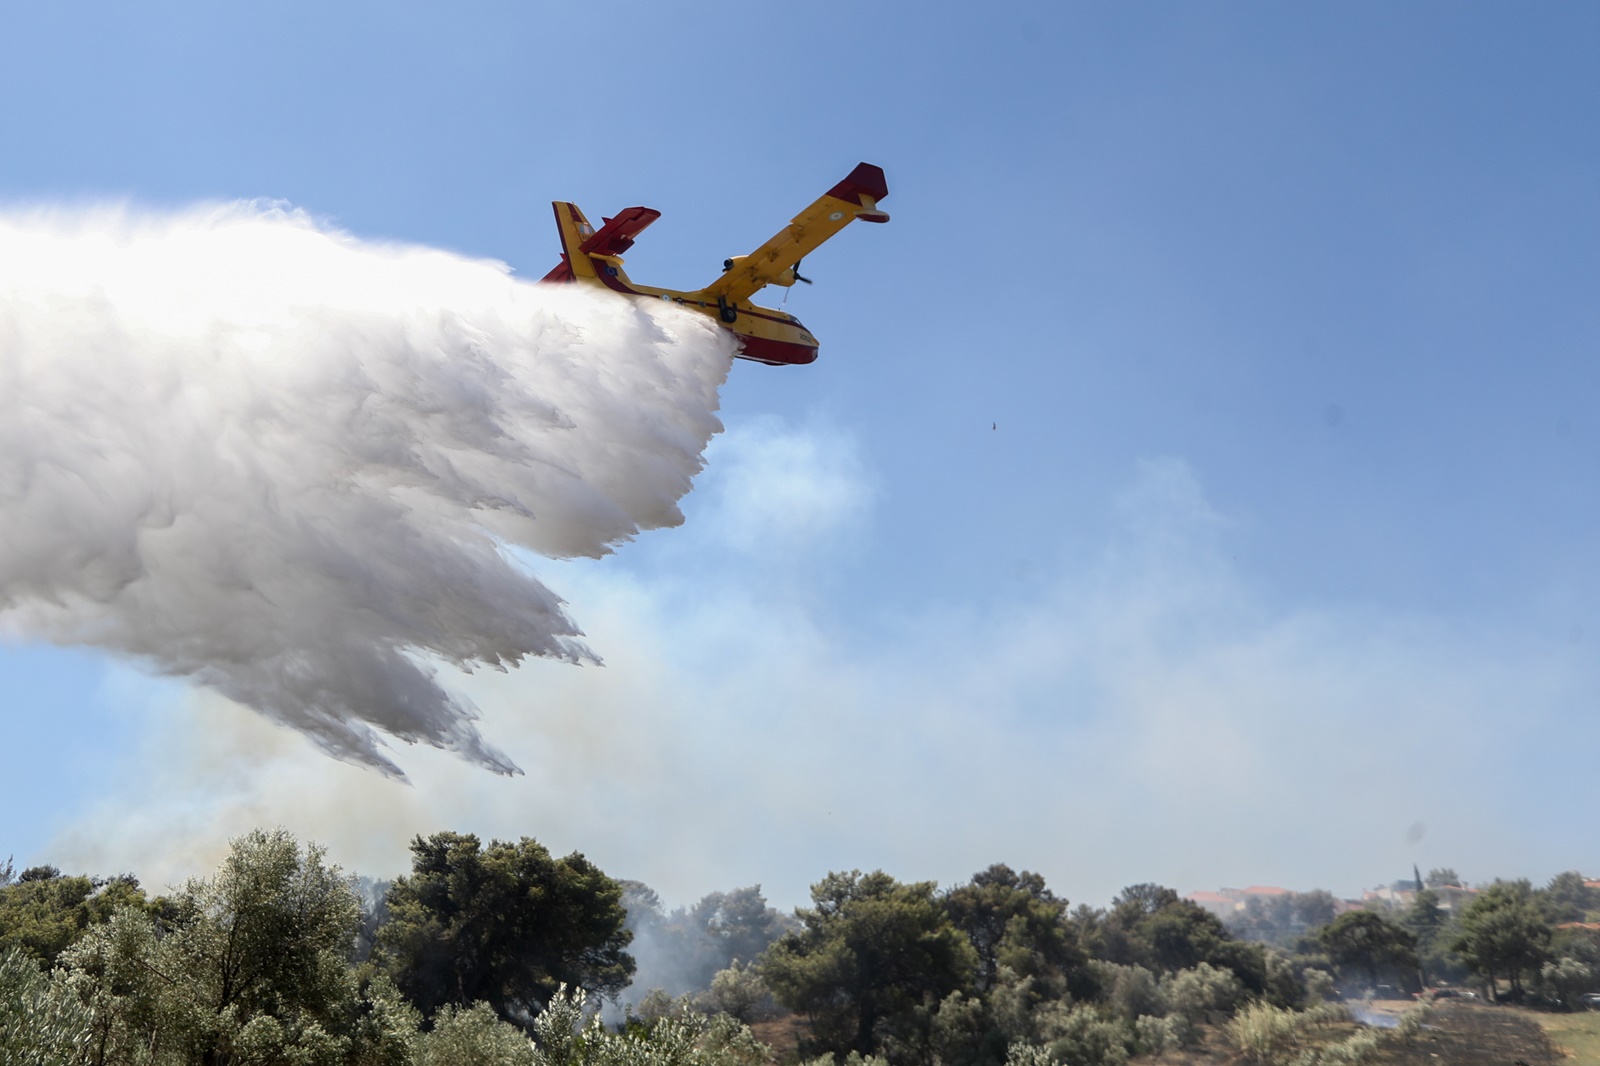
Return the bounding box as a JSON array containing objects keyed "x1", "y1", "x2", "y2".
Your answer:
[{"x1": 541, "y1": 163, "x2": 889, "y2": 366}]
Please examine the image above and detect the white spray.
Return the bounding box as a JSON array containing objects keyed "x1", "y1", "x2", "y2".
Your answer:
[{"x1": 0, "y1": 202, "x2": 735, "y2": 778}]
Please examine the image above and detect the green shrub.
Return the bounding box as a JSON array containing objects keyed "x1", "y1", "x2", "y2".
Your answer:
[
  {"x1": 1227, "y1": 1001, "x2": 1356, "y2": 1066},
  {"x1": 1003, "y1": 1042, "x2": 1058, "y2": 1066},
  {"x1": 1302, "y1": 969, "x2": 1336, "y2": 1003},
  {"x1": 1104, "y1": 964, "x2": 1163, "y2": 1021},
  {"x1": 1297, "y1": 1028, "x2": 1380, "y2": 1066},
  {"x1": 418, "y1": 1002, "x2": 537, "y2": 1066},
  {"x1": 1227, "y1": 1001, "x2": 1302, "y2": 1064},
  {"x1": 1042, "y1": 1005, "x2": 1133, "y2": 1066},
  {"x1": 1161, "y1": 962, "x2": 1243, "y2": 1024},
  {"x1": 0, "y1": 947, "x2": 94, "y2": 1066},
  {"x1": 1389, "y1": 1002, "x2": 1433, "y2": 1051},
  {"x1": 1133, "y1": 1013, "x2": 1190, "y2": 1053},
  {"x1": 700, "y1": 960, "x2": 777, "y2": 1023}
]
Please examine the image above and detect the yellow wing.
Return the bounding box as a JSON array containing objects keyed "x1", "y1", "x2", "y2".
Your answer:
[{"x1": 703, "y1": 163, "x2": 889, "y2": 303}]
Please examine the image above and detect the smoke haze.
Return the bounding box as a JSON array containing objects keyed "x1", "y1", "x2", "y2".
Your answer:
[
  {"x1": 8, "y1": 212, "x2": 1595, "y2": 914},
  {"x1": 41, "y1": 439, "x2": 1600, "y2": 911},
  {"x1": 0, "y1": 203, "x2": 734, "y2": 777}
]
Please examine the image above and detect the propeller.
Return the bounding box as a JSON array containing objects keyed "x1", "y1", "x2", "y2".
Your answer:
[{"x1": 793, "y1": 258, "x2": 813, "y2": 284}]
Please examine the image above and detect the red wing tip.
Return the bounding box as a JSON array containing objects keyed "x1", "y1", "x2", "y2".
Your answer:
[{"x1": 827, "y1": 162, "x2": 889, "y2": 205}]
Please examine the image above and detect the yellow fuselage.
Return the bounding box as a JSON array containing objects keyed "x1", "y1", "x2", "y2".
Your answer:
[
  {"x1": 541, "y1": 163, "x2": 888, "y2": 365},
  {"x1": 552, "y1": 204, "x2": 820, "y2": 366}
]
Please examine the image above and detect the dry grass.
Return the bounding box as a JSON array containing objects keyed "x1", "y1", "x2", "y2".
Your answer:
[
  {"x1": 1338, "y1": 1001, "x2": 1557, "y2": 1066},
  {"x1": 748, "y1": 1000, "x2": 1577, "y2": 1066},
  {"x1": 1142, "y1": 1000, "x2": 1561, "y2": 1065},
  {"x1": 1528, "y1": 1008, "x2": 1600, "y2": 1064},
  {"x1": 748, "y1": 1013, "x2": 811, "y2": 1064}
]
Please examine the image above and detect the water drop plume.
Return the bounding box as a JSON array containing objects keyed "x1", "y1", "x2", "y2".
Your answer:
[{"x1": 0, "y1": 201, "x2": 735, "y2": 778}]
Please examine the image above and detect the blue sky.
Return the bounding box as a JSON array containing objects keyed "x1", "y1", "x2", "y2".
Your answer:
[{"x1": 3, "y1": 2, "x2": 1599, "y2": 907}]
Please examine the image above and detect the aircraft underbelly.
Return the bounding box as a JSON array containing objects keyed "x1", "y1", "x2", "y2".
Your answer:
[
  {"x1": 569, "y1": 253, "x2": 819, "y2": 365},
  {"x1": 733, "y1": 333, "x2": 817, "y2": 366}
]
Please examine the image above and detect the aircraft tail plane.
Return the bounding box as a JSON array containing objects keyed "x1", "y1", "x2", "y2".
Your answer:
[{"x1": 541, "y1": 203, "x2": 661, "y2": 282}]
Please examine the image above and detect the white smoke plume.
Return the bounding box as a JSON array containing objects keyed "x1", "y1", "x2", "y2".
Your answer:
[{"x1": 0, "y1": 202, "x2": 735, "y2": 778}]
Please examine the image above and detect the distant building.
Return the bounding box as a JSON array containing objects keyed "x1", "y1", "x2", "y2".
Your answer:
[
  {"x1": 1186, "y1": 891, "x2": 1238, "y2": 920},
  {"x1": 1363, "y1": 879, "x2": 1479, "y2": 914},
  {"x1": 1362, "y1": 884, "x2": 1418, "y2": 909},
  {"x1": 1184, "y1": 885, "x2": 1296, "y2": 920},
  {"x1": 1432, "y1": 885, "x2": 1479, "y2": 912},
  {"x1": 1240, "y1": 885, "x2": 1294, "y2": 899},
  {"x1": 1189, "y1": 876, "x2": 1489, "y2": 925}
]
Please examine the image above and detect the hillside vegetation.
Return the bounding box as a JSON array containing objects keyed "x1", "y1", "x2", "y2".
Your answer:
[{"x1": 3, "y1": 830, "x2": 1598, "y2": 1065}]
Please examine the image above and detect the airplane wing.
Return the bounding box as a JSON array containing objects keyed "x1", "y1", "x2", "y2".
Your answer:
[{"x1": 703, "y1": 163, "x2": 888, "y2": 303}]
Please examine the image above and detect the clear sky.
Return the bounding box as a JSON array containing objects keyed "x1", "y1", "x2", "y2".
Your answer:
[{"x1": 2, "y1": 2, "x2": 1599, "y2": 910}]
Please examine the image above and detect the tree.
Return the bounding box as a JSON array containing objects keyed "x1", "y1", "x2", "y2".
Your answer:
[
  {"x1": 691, "y1": 886, "x2": 788, "y2": 973},
  {"x1": 1161, "y1": 961, "x2": 1243, "y2": 1025},
  {"x1": 1109, "y1": 884, "x2": 1180, "y2": 928},
  {"x1": 1295, "y1": 891, "x2": 1337, "y2": 931},
  {"x1": 1141, "y1": 903, "x2": 1230, "y2": 973},
  {"x1": 1426, "y1": 868, "x2": 1462, "y2": 889},
  {"x1": 1097, "y1": 884, "x2": 1181, "y2": 967},
  {"x1": 1317, "y1": 911, "x2": 1417, "y2": 992},
  {"x1": 345, "y1": 974, "x2": 422, "y2": 1066},
  {"x1": 618, "y1": 879, "x2": 692, "y2": 998},
  {"x1": 0, "y1": 946, "x2": 93, "y2": 1066},
  {"x1": 701, "y1": 959, "x2": 777, "y2": 1023},
  {"x1": 1101, "y1": 884, "x2": 1234, "y2": 973},
  {"x1": 1090, "y1": 883, "x2": 1282, "y2": 1003},
  {"x1": 1451, "y1": 880, "x2": 1553, "y2": 1001},
  {"x1": 0, "y1": 866, "x2": 149, "y2": 966},
  {"x1": 941, "y1": 865, "x2": 1087, "y2": 1000},
  {"x1": 1123, "y1": 889, "x2": 1228, "y2": 973},
  {"x1": 532, "y1": 985, "x2": 771, "y2": 1066},
  {"x1": 352, "y1": 875, "x2": 394, "y2": 964},
  {"x1": 1551, "y1": 923, "x2": 1600, "y2": 973},
  {"x1": 1540, "y1": 872, "x2": 1597, "y2": 924},
  {"x1": 59, "y1": 827, "x2": 362, "y2": 1064},
  {"x1": 1401, "y1": 890, "x2": 1446, "y2": 943},
  {"x1": 761, "y1": 870, "x2": 977, "y2": 1060},
  {"x1": 415, "y1": 1003, "x2": 536, "y2": 1066},
  {"x1": 378, "y1": 832, "x2": 633, "y2": 1025},
  {"x1": 1400, "y1": 889, "x2": 1450, "y2": 984},
  {"x1": 1227, "y1": 891, "x2": 1337, "y2": 946},
  {"x1": 1539, "y1": 957, "x2": 1593, "y2": 1011},
  {"x1": 621, "y1": 882, "x2": 789, "y2": 998}
]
